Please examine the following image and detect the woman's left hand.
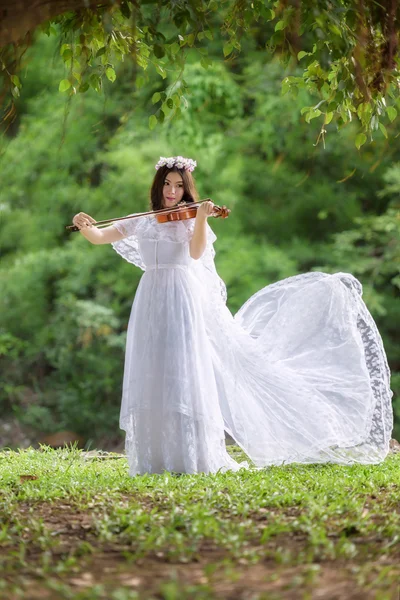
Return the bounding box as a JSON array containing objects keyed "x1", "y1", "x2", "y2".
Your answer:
[{"x1": 196, "y1": 200, "x2": 215, "y2": 220}]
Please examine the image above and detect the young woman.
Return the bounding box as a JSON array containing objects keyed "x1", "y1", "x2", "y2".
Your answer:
[{"x1": 73, "y1": 155, "x2": 394, "y2": 476}]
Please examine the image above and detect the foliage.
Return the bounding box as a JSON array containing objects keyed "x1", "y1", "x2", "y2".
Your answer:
[{"x1": 2, "y1": 1, "x2": 400, "y2": 143}]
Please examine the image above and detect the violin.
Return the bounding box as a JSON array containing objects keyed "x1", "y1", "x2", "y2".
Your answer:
[{"x1": 66, "y1": 198, "x2": 230, "y2": 232}]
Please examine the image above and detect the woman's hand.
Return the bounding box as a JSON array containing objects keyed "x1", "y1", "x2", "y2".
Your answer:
[
  {"x1": 72, "y1": 212, "x2": 97, "y2": 230},
  {"x1": 196, "y1": 200, "x2": 214, "y2": 220}
]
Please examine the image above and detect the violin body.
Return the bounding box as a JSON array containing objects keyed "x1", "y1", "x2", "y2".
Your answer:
[
  {"x1": 156, "y1": 205, "x2": 198, "y2": 223},
  {"x1": 156, "y1": 202, "x2": 230, "y2": 223}
]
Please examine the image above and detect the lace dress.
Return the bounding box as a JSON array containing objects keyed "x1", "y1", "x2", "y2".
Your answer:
[{"x1": 111, "y1": 214, "x2": 394, "y2": 475}]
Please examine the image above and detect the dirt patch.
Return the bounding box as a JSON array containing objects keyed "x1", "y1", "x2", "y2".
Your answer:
[
  {"x1": 3, "y1": 557, "x2": 400, "y2": 600},
  {"x1": 2, "y1": 498, "x2": 400, "y2": 600}
]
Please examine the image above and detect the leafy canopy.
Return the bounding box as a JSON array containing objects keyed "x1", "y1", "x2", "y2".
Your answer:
[{"x1": 1, "y1": 0, "x2": 400, "y2": 146}]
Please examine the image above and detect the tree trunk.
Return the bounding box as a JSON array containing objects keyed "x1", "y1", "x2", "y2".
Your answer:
[{"x1": 0, "y1": 1, "x2": 118, "y2": 46}]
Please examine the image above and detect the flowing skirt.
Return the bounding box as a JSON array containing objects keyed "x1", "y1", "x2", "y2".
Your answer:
[
  {"x1": 119, "y1": 267, "x2": 393, "y2": 475},
  {"x1": 120, "y1": 264, "x2": 247, "y2": 475}
]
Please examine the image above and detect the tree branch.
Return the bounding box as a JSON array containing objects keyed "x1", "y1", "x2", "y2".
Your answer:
[{"x1": 0, "y1": 0, "x2": 119, "y2": 46}]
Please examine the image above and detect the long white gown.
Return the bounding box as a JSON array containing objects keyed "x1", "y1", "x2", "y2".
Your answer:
[{"x1": 111, "y1": 214, "x2": 394, "y2": 475}]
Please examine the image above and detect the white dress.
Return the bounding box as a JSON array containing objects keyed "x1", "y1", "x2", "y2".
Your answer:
[{"x1": 111, "y1": 214, "x2": 394, "y2": 475}]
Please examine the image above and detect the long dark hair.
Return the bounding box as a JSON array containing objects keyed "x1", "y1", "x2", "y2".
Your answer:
[{"x1": 149, "y1": 165, "x2": 199, "y2": 212}]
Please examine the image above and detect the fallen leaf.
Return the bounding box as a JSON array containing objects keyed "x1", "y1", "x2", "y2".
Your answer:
[{"x1": 20, "y1": 474, "x2": 38, "y2": 482}]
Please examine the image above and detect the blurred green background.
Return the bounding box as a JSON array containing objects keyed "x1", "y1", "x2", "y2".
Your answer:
[{"x1": 1, "y1": 29, "x2": 399, "y2": 450}]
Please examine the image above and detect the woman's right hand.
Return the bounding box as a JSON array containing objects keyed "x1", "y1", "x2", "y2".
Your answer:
[{"x1": 72, "y1": 212, "x2": 97, "y2": 230}]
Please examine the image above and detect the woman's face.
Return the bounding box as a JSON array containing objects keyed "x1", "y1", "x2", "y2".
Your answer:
[{"x1": 162, "y1": 171, "x2": 185, "y2": 208}]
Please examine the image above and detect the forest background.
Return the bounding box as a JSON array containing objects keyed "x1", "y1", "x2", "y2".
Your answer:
[{"x1": 0, "y1": 7, "x2": 399, "y2": 450}]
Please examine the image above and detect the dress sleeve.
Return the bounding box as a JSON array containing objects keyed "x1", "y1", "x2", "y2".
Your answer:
[
  {"x1": 112, "y1": 214, "x2": 140, "y2": 238},
  {"x1": 110, "y1": 214, "x2": 146, "y2": 271}
]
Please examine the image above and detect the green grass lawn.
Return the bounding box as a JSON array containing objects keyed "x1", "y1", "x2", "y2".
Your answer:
[{"x1": 0, "y1": 445, "x2": 399, "y2": 600}]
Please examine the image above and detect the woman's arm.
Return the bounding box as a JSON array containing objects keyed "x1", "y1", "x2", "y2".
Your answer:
[
  {"x1": 72, "y1": 212, "x2": 125, "y2": 244},
  {"x1": 189, "y1": 215, "x2": 207, "y2": 259},
  {"x1": 189, "y1": 201, "x2": 215, "y2": 259}
]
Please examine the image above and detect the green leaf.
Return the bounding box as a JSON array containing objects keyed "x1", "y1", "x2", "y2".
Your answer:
[
  {"x1": 281, "y1": 79, "x2": 290, "y2": 95},
  {"x1": 78, "y1": 82, "x2": 89, "y2": 93},
  {"x1": 305, "y1": 108, "x2": 322, "y2": 123},
  {"x1": 275, "y1": 20, "x2": 285, "y2": 31},
  {"x1": 62, "y1": 49, "x2": 72, "y2": 61},
  {"x1": 149, "y1": 115, "x2": 157, "y2": 130},
  {"x1": 60, "y1": 43, "x2": 70, "y2": 56},
  {"x1": 355, "y1": 132, "x2": 367, "y2": 149},
  {"x1": 89, "y1": 74, "x2": 102, "y2": 92},
  {"x1": 10, "y1": 75, "x2": 21, "y2": 88},
  {"x1": 96, "y1": 47, "x2": 106, "y2": 58},
  {"x1": 155, "y1": 64, "x2": 167, "y2": 79},
  {"x1": 325, "y1": 112, "x2": 334, "y2": 124},
  {"x1": 297, "y1": 51, "x2": 309, "y2": 60},
  {"x1": 106, "y1": 67, "x2": 116, "y2": 82},
  {"x1": 152, "y1": 92, "x2": 161, "y2": 104},
  {"x1": 223, "y1": 42, "x2": 233, "y2": 57},
  {"x1": 154, "y1": 44, "x2": 165, "y2": 59},
  {"x1": 161, "y1": 101, "x2": 171, "y2": 116},
  {"x1": 200, "y1": 56, "x2": 212, "y2": 69},
  {"x1": 166, "y1": 98, "x2": 174, "y2": 109},
  {"x1": 387, "y1": 106, "x2": 397, "y2": 122},
  {"x1": 59, "y1": 79, "x2": 71, "y2": 92},
  {"x1": 170, "y1": 42, "x2": 180, "y2": 55},
  {"x1": 379, "y1": 122, "x2": 388, "y2": 138}
]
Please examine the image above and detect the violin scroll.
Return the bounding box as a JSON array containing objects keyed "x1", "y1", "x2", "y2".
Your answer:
[{"x1": 214, "y1": 205, "x2": 230, "y2": 219}]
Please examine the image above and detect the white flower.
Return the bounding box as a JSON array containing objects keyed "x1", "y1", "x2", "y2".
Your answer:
[{"x1": 155, "y1": 155, "x2": 197, "y2": 172}]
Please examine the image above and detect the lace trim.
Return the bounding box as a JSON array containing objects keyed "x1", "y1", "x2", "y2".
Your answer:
[{"x1": 111, "y1": 214, "x2": 147, "y2": 271}]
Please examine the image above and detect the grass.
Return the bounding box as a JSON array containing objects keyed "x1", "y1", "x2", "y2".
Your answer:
[{"x1": 0, "y1": 444, "x2": 399, "y2": 599}]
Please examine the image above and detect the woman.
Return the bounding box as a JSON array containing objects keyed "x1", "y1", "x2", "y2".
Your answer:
[{"x1": 73, "y1": 155, "x2": 394, "y2": 476}]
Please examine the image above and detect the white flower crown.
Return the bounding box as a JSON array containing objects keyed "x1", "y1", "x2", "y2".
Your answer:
[{"x1": 155, "y1": 156, "x2": 197, "y2": 172}]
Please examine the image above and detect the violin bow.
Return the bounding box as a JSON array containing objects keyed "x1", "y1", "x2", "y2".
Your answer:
[{"x1": 66, "y1": 198, "x2": 212, "y2": 232}]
